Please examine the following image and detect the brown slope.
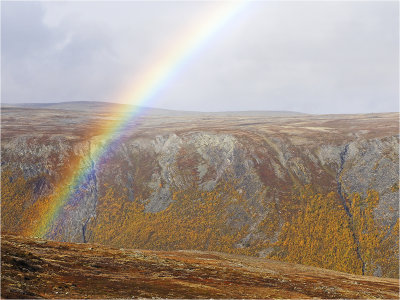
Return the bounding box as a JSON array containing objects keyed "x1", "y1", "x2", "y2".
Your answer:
[{"x1": 1, "y1": 234, "x2": 399, "y2": 299}]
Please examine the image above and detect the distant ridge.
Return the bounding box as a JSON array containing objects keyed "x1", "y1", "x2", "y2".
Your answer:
[{"x1": 1, "y1": 101, "x2": 306, "y2": 116}]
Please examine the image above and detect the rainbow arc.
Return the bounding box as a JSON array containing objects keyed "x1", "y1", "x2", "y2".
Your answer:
[{"x1": 34, "y1": 1, "x2": 248, "y2": 238}]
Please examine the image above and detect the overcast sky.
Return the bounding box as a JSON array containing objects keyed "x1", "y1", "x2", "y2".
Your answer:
[{"x1": 2, "y1": 1, "x2": 399, "y2": 114}]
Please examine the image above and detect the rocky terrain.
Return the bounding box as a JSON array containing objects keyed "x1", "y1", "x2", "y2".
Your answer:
[
  {"x1": 1, "y1": 102, "x2": 399, "y2": 278},
  {"x1": 2, "y1": 234, "x2": 399, "y2": 299}
]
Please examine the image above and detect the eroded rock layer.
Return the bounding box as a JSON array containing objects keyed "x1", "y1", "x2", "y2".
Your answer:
[{"x1": 1, "y1": 106, "x2": 399, "y2": 277}]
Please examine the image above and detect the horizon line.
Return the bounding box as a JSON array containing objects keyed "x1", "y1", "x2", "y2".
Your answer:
[{"x1": 2, "y1": 100, "x2": 399, "y2": 115}]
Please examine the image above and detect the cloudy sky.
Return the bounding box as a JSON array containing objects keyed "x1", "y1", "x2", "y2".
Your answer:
[{"x1": 2, "y1": 1, "x2": 398, "y2": 114}]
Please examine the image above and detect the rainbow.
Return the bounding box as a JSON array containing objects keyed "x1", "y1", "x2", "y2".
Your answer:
[{"x1": 33, "y1": 1, "x2": 248, "y2": 238}]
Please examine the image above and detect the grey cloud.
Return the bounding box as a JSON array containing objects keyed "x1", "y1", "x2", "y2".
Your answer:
[
  {"x1": 2, "y1": 1, "x2": 123, "y2": 102},
  {"x1": 2, "y1": 1, "x2": 398, "y2": 114},
  {"x1": 156, "y1": 1, "x2": 398, "y2": 113},
  {"x1": 2, "y1": 2, "x2": 55, "y2": 58}
]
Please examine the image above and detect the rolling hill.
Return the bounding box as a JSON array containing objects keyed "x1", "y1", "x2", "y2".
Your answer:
[{"x1": 2, "y1": 234, "x2": 399, "y2": 299}]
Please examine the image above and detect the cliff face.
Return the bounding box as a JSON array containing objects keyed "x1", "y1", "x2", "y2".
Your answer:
[{"x1": 1, "y1": 106, "x2": 399, "y2": 277}]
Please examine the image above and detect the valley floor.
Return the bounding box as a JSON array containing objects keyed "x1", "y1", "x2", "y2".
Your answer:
[{"x1": 1, "y1": 234, "x2": 399, "y2": 299}]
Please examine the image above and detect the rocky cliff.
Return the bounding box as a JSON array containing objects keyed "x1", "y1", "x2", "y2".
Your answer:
[{"x1": 1, "y1": 105, "x2": 399, "y2": 277}]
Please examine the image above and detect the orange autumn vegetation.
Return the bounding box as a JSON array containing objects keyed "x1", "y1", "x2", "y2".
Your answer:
[
  {"x1": 87, "y1": 180, "x2": 253, "y2": 255},
  {"x1": 270, "y1": 186, "x2": 363, "y2": 274},
  {"x1": 350, "y1": 190, "x2": 399, "y2": 277},
  {"x1": 270, "y1": 185, "x2": 399, "y2": 277},
  {"x1": 1, "y1": 169, "x2": 32, "y2": 233},
  {"x1": 1, "y1": 169, "x2": 53, "y2": 237},
  {"x1": 1, "y1": 171, "x2": 398, "y2": 278}
]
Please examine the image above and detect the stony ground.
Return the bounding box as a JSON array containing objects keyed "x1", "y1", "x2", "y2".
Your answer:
[{"x1": 1, "y1": 234, "x2": 399, "y2": 299}]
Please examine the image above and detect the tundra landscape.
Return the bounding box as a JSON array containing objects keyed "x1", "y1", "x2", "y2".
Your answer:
[
  {"x1": 2, "y1": 1, "x2": 399, "y2": 299},
  {"x1": 1, "y1": 103, "x2": 399, "y2": 298}
]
